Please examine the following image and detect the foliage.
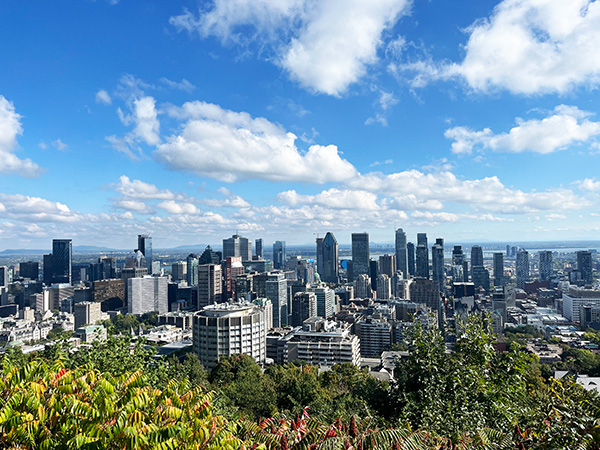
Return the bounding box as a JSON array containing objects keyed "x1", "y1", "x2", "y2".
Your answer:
[{"x1": 0, "y1": 360, "x2": 242, "y2": 449}]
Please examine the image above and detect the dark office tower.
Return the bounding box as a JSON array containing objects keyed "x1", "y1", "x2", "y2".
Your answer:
[
  {"x1": 539, "y1": 251, "x2": 553, "y2": 282},
  {"x1": 417, "y1": 233, "x2": 428, "y2": 247},
  {"x1": 577, "y1": 251, "x2": 593, "y2": 285},
  {"x1": 432, "y1": 243, "x2": 444, "y2": 291},
  {"x1": 273, "y1": 241, "x2": 286, "y2": 269},
  {"x1": 516, "y1": 250, "x2": 529, "y2": 289},
  {"x1": 51, "y1": 239, "x2": 72, "y2": 284},
  {"x1": 19, "y1": 261, "x2": 39, "y2": 280},
  {"x1": 137, "y1": 235, "x2": 153, "y2": 275},
  {"x1": 379, "y1": 254, "x2": 396, "y2": 278},
  {"x1": 435, "y1": 238, "x2": 444, "y2": 247},
  {"x1": 43, "y1": 254, "x2": 53, "y2": 284},
  {"x1": 186, "y1": 254, "x2": 199, "y2": 286},
  {"x1": 369, "y1": 260, "x2": 378, "y2": 290},
  {"x1": 493, "y1": 252, "x2": 504, "y2": 285},
  {"x1": 452, "y1": 246, "x2": 464, "y2": 266},
  {"x1": 506, "y1": 245, "x2": 511, "y2": 256},
  {"x1": 318, "y1": 232, "x2": 339, "y2": 283},
  {"x1": 199, "y1": 245, "x2": 221, "y2": 265},
  {"x1": 416, "y1": 245, "x2": 429, "y2": 279},
  {"x1": 407, "y1": 242, "x2": 415, "y2": 276},
  {"x1": 351, "y1": 233, "x2": 370, "y2": 280},
  {"x1": 291, "y1": 292, "x2": 317, "y2": 326},
  {"x1": 0, "y1": 266, "x2": 8, "y2": 287},
  {"x1": 223, "y1": 234, "x2": 252, "y2": 261},
  {"x1": 471, "y1": 245, "x2": 484, "y2": 268},
  {"x1": 255, "y1": 238, "x2": 263, "y2": 259},
  {"x1": 472, "y1": 266, "x2": 490, "y2": 293},
  {"x1": 395, "y1": 228, "x2": 408, "y2": 279}
]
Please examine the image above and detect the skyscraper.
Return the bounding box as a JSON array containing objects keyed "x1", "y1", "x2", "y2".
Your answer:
[
  {"x1": 223, "y1": 234, "x2": 252, "y2": 261},
  {"x1": 417, "y1": 233, "x2": 428, "y2": 247},
  {"x1": 516, "y1": 250, "x2": 529, "y2": 289},
  {"x1": 539, "y1": 251, "x2": 553, "y2": 282},
  {"x1": 416, "y1": 244, "x2": 429, "y2": 279},
  {"x1": 198, "y1": 264, "x2": 222, "y2": 308},
  {"x1": 395, "y1": 228, "x2": 408, "y2": 279},
  {"x1": 137, "y1": 235, "x2": 153, "y2": 275},
  {"x1": 378, "y1": 254, "x2": 396, "y2": 278},
  {"x1": 199, "y1": 245, "x2": 221, "y2": 265},
  {"x1": 432, "y1": 242, "x2": 444, "y2": 291},
  {"x1": 317, "y1": 232, "x2": 339, "y2": 283},
  {"x1": 266, "y1": 272, "x2": 288, "y2": 327},
  {"x1": 273, "y1": 241, "x2": 286, "y2": 269},
  {"x1": 577, "y1": 251, "x2": 593, "y2": 285},
  {"x1": 52, "y1": 239, "x2": 72, "y2": 284},
  {"x1": 255, "y1": 238, "x2": 263, "y2": 259},
  {"x1": 407, "y1": 242, "x2": 415, "y2": 276},
  {"x1": 186, "y1": 254, "x2": 199, "y2": 286},
  {"x1": 471, "y1": 245, "x2": 484, "y2": 268},
  {"x1": 128, "y1": 276, "x2": 168, "y2": 315},
  {"x1": 493, "y1": 252, "x2": 505, "y2": 286},
  {"x1": 351, "y1": 232, "x2": 369, "y2": 280}
]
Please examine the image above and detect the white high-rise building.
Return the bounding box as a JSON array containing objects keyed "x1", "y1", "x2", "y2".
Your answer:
[
  {"x1": 376, "y1": 274, "x2": 391, "y2": 300},
  {"x1": 193, "y1": 301, "x2": 268, "y2": 369},
  {"x1": 128, "y1": 276, "x2": 168, "y2": 315}
]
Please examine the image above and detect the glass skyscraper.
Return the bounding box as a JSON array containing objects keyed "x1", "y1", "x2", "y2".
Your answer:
[
  {"x1": 52, "y1": 239, "x2": 72, "y2": 284},
  {"x1": 138, "y1": 234, "x2": 153, "y2": 275}
]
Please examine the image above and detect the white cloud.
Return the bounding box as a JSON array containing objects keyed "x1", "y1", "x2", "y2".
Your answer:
[
  {"x1": 114, "y1": 176, "x2": 180, "y2": 200},
  {"x1": 170, "y1": 0, "x2": 412, "y2": 96},
  {"x1": 154, "y1": 101, "x2": 357, "y2": 183},
  {"x1": 112, "y1": 198, "x2": 155, "y2": 214},
  {"x1": 445, "y1": 105, "x2": 600, "y2": 154},
  {"x1": 157, "y1": 201, "x2": 200, "y2": 215},
  {"x1": 281, "y1": 0, "x2": 411, "y2": 96},
  {"x1": 107, "y1": 96, "x2": 160, "y2": 159},
  {"x1": 0, "y1": 95, "x2": 43, "y2": 177},
  {"x1": 159, "y1": 77, "x2": 196, "y2": 93},
  {"x1": 95, "y1": 89, "x2": 112, "y2": 105},
  {"x1": 577, "y1": 178, "x2": 600, "y2": 191},
  {"x1": 277, "y1": 188, "x2": 380, "y2": 210},
  {"x1": 51, "y1": 139, "x2": 68, "y2": 151},
  {"x1": 0, "y1": 194, "x2": 81, "y2": 223},
  {"x1": 449, "y1": 0, "x2": 600, "y2": 94},
  {"x1": 348, "y1": 169, "x2": 588, "y2": 213}
]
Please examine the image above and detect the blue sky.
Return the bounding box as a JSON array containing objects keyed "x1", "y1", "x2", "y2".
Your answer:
[{"x1": 1, "y1": 0, "x2": 600, "y2": 249}]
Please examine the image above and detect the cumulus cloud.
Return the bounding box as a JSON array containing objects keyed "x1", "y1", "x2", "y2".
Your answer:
[
  {"x1": 114, "y1": 175, "x2": 180, "y2": 200},
  {"x1": 0, "y1": 194, "x2": 81, "y2": 223},
  {"x1": 445, "y1": 105, "x2": 600, "y2": 154},
  {"x1": 154, "y1": 101, "x2": 357, "y2": 183},
  {"x1": 448, "y1": 0, "x2": 600, "y2": 94},
  {"x1": 157, "y1": 201, "x2": 200, "y2": 215},
  {"x1": 348, "y1": 169, "x2": 588, "y2": 213},
  {"x1": 277, "y1": 188, "x2": 380, "y2": 210},
  {"x1": 107, "y1": 96, "x2": 160, "y2": 159},
  {"x1": 0, "y1": 95, "x2": 43, "y2": 177},
  {"x1": 170, "y1": 0, "x2": 412, "y2": 96},
  {"x1": 400, "y1": 0, "x2": 600, "y2": 94},
  {"x1": 577, "y1": 178, "x2": 600, "y2": 191},
  {"x1": 95, "y1": 89, "x2": 112, "y2": 105},
  {"x1": 112, "y1": 198, "x2": 155, "y2": 214}
]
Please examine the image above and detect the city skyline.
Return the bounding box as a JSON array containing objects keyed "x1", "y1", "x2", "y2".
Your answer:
[{"x1": 2, "y1": 1, "x2": 600, "y2": 249}]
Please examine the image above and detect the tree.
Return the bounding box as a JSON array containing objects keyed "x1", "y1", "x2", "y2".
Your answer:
[{"x1": 0, "y1": 360, "x2": 243, "y2": 449}]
